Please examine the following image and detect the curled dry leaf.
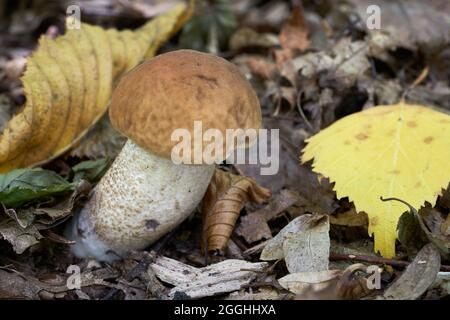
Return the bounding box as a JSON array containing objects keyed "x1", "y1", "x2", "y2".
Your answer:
[
  {"x1": 383, "y1": 244, "x2": 441, "y2": 300},
  {"x1": 278, "y1": 270, "x2": 341, "y2": 296},
  {"x1": 202, "y1": 169, "x2": 271, "y2": 253},
  {"x1": 0, "y1": 179, "x2": 91, "y2": 253},
  {"x1": 0, "y1": 220, "x2": 42, "y2": 254},
  {"x1": 0, "y1": 2, "x2": 192, "y2": 172}
]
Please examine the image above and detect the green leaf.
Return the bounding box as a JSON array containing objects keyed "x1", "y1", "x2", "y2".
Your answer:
[
  {"x1": 71, "y1": 158, "x2": 111, "y2": 183},
  {"x1": 0, "y1": 168, "x2": 73, "y2": 208},
  {"x1": 0, "y1": 158, "x2": 110, "y2": 208}
]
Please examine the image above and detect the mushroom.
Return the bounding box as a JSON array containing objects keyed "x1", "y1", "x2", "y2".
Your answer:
[{"x1": 66, "y1": 50, "x2": 261, "y2": 261}]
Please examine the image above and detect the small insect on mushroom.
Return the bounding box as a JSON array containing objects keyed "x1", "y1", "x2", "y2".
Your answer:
[{"x1": 65, "y1": 50, "x2": 262, "y2": 261}]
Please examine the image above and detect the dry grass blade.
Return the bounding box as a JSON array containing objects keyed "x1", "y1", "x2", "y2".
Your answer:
[{"x1": 202, "y1": 169, "x2": 271, "y2": 253}]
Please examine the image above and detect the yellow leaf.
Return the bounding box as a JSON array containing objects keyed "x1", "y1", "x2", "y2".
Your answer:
[
  {"x1": 301, "y1": 102, "x2": 450, "y2": 258},
  {"x1": 0, "y1": 1, "x2": 193, "y2": 173}
]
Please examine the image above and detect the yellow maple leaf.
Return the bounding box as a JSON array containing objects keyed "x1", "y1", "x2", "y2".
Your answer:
[
  {"x1": 301, "y1": 102, "x2": 450, "y2": 258},
  {"x1": 0, "y1": 1, "x2": 193, "y2": 173}
]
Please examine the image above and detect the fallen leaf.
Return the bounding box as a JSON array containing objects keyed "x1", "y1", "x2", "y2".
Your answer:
[
  {"x1": 229, "y1": 28, "x2": 279, "y2": 52},
  {"x1": 278, "y1": 270, "x2": 341, "y2": 295},
  {"x1": 385, "y1": 198, "x2": 450, "y2": 260},
  {"x1": 330, "y1": 208, "x2": 368, "y2": 227},
  {"x1": 246, "y1": 56, "x2": 277, "y2": 81},
  {"x1": 28, "y1": 179, "x2": 92, "y2": 225},
  {"x1": 277, "y1": 0, "x2": 309, "y2": 54},
  {"x1": 350, "y1": 0, "x2": 450, "y2": 52},
  {"x1": 235, "y1": 189, "x2": 299, "y2": 244},
  {"x1": 260, "y1": 215, "x2": 317, "y2": 261},
  {"x1": 0, "y1": 2, "x2": 192, "y2": 172},
  {"x1": 302, "y1": 102, "x2": 450, "y2": 258},
  {"x1": 335, "y1": 264, "x2": 374, "y2": 300},
  {"x1": 0, "y1": 159, "x2": 105, "y2": 208},
  {"x1": 202, "y1": 169, "x2": 271, "y2": 253},
  {"x1": 282, "y1": 215, "x2": 330, "y2": 273},
  {"x1": 0, "y1": 219, "x2": 42, "y2": 254},
  {"x1": 291, "y1": 264, "x2": 373, "y2": 300},
  {"x1": 261, "y1": 214, "x2": 330, "y2": 273},
  {"x1": 0, "y1": 269, "x2": 41, "y2": 299},
  {"x1": 383, "y1": 244, "x2": 441, "y2": 300},
  {"x1": 432, "y1": 271, "x2": 450, "y2": 295},
  {"x1": 70, "y1": 115, "x2": 126, "y2": 160},
  {"x1": 71, "y1": 158, "x2": 111, "y2": 184},
  {"x1": 235, "y1": 211, "x2": 272, "y2": 244},
  {"x1": 0, "y1": 168, "x2": 73, "y2": 208}
]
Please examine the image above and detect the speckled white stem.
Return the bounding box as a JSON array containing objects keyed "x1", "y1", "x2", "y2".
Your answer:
[{"x1": 66, "y1": 140, "x2": 215, "y2": 261}]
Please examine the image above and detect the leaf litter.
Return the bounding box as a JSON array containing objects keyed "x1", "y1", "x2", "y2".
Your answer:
[{"x1": 0, "y1": 0, "x2": 449, "y2": 300}]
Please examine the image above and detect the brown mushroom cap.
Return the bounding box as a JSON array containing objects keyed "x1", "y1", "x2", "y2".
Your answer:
[{"x1": 109, "y1": 50, "x2": 261, "y2": 164}]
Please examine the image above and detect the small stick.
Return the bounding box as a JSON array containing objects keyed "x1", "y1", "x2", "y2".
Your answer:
[{"x1": 330, "y1": 252, "x2": 450, "y2": 272}]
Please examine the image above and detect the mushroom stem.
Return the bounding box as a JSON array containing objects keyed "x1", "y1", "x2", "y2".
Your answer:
[{"x1": 66, "y1": 140, "x2": 215, "y2": 261}]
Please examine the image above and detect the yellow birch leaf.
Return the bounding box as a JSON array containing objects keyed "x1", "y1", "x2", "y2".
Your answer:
[
  {"x1": 0, "y1": 1, "x2": 193, "y2": 173},
  {"x1": 301, "y1": 102, "x2": 450, "y2": 258}
]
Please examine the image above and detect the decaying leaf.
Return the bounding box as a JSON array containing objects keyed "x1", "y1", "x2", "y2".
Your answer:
[
  {"x1": 350, "y1": 0, "x2": 450, "y2": 52},
  {"x1": 283, "y1": 216, "x2": 330, "y2": 273},
  {"x1": 202, "y1": 169, "x2": 271, "y2": 253},
  {"x1": 385, "y1": 197, "x2": 450, "y2": 260},
  {"x1": 0, "y1": 219, "x2": 42, "y2": 254},
  {"x1": 383, "y1": 244, "x2": 441, "y2": 300},
  {"x1": 235, "y1": 211, "x2": 272, "y2": 245},
  {"x1": 302, "y1": 102, "x2": 450, "y2": 258},
  {"x1": 330, "y1": 208, "x2": 368, "y2": 227},
  {"x1": 0, "y1": 266, "x2": 119, "y2": 299},
  {"x1": 261, "y1": 214, "x2": 330, "y2": 273},
  {"x1": 235, "y1": 189, "x2": 299, "y2": 244},
  {"x1": 278, "y1": 270, "x2": 341, "y2": 296},
  {"x1": 0, "y1": 1, "x2": 192, "y2": 172},
  {"x1": 278, "y1": 1, "x2": 309, "y2": 51},
  {"x1": 288, "y1": 264, "x2": 374, "y2": 299},
  {"x1": 0, "y1": 179, "x2": 91, "y2": 253},
  {"x1": 0, "y1": 269, "x2": 42, "y2": 299},
  {"x1": 70, "y1": 115, "x2": 126, "y2": 160},
  {"x1": 432, "y1": 272, "x2": 450, "y2": 296}
]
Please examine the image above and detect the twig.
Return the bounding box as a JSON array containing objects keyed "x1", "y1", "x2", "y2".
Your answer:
[
  {"x1": 330, "y1": 252, "x2": 450, "y2": 272},
  {"x1": 296, "y1": 90, "x2": 315, "y2": 133}
]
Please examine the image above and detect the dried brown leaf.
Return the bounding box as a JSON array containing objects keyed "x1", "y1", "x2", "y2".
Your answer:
[
  {"x1": 383, "y1": 244, "x2": 441, "y2": 300},
  {"x1": 279, "y1": 2, "x2": 309, "y2": 51},
  {"x1": 329, "y1": 209, "x2": 368, "y2": 227},
  {"x1": 0, "y1": 220, "x2": 42, "y2": 254},
  {"x1": 202, "y1": 169, "x2": 271, "y2": 253},
  {"x1": 236, "y1": 189, "x2": 299, "y2": 244}
]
